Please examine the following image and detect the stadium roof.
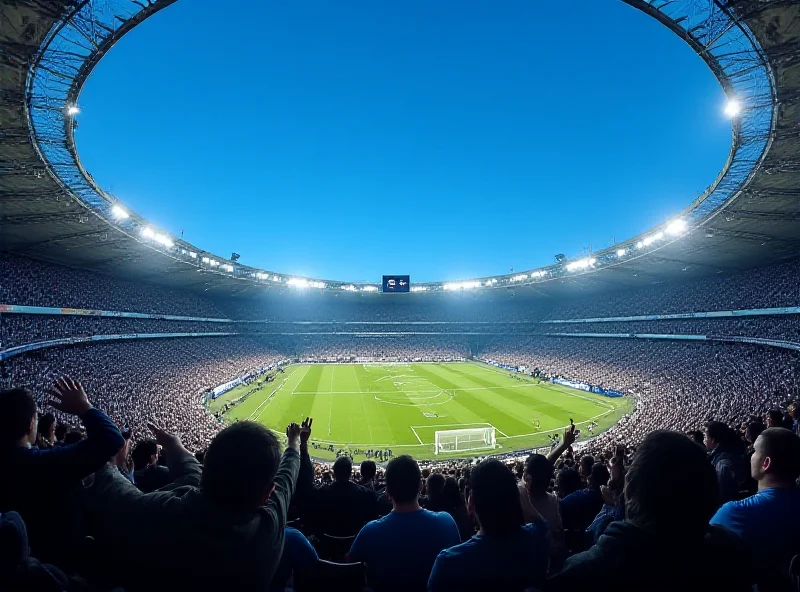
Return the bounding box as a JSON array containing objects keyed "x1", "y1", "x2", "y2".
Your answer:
[{"x1": 1, "y1": 0, "x2": 799, "y2": 300}]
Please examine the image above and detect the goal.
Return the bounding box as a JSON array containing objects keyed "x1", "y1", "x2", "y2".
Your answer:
[{"x1": 434, "y1": 427, "x2": 496, "y2": 455}]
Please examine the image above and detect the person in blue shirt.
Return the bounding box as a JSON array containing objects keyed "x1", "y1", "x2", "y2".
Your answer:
[
  {"x1": 349, "y1": 455, "x2": 460, "y2": 592},
  {"x1": 428, "y1": 459, "x2": 549, "y2": 592},
  {"x1": 710, "y1": 427, "x2": 800, "y2": 589},
  {"x1": 270, "y1": 526, "x2": 318, "y2": 591}
]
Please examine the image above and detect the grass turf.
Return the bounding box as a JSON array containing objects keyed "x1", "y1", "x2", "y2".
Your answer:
[{"x1": 215, "y1": 361, "x2": 631, "y2": 461}]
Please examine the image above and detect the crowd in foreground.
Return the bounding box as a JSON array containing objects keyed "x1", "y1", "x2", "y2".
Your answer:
[{"x1": 1, "y1": 378, "x2": 800, "y2": 592}]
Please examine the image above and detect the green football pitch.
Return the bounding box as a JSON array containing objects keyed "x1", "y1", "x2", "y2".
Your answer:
[{"x1": 212, "y1": 362, "x2": 631, "y2": 461}]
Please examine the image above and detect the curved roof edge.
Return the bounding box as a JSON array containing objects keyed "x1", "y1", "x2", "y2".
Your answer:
[{"x1": 3, "y1": 0, "x2": 798, "y2": 299}]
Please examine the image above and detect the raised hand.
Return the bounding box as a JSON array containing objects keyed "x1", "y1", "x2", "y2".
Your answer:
[
  {"x1": 47, "y1": 377, "x2": 92, "y2": 416},
  {"x1": 300, "y1": 417, "x2": 313, "y2": 445},
  {"x1": 563, "y1": 424, "x2": 577, "y2": 446},
  {"x1": 286, "y1": 422, "x2": 301, "y2": 449},
  {"x1": 147, "y1": 421, "x2": 182, "y2": 450}
]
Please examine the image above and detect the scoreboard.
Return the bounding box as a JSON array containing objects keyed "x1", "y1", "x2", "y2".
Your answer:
[{"x1": 382, "y1": 275, "x2": 410, "y2": 293}]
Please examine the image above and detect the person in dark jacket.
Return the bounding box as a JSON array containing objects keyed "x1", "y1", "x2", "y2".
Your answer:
[
  {"x1": 81, "y1": 418, "x2": 307, "y2": 592},
  {"x1": 131, "y1": 439, "x2": 172, "y2": 493},
  {"x1": 427, "y1": 477, "x2": 474, "y2": 541},
  {"x1": 296, "y1": 446, "x2": 378, "y2": 536},
  {"x1": 0, "y1": 381, "x2": 124, "y2": 565},
  {"x1": 547, "y1": 430, "x2": 754, "y2": 592},
  {"x1": 559, "y1": 463, "x2": 610, "y2": 532},
  {"x1": 705, "y1": 421, "x2": 747, "y2": 504}
]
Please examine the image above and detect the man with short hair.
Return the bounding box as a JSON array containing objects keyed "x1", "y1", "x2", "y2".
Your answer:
[
  {"x1": 547, "y1": 431, "x2": 754, "y2": 592},
  {"x1": 520, "y1": 453, "x2": 565, "y2": 566},
  {"x1": 82, "y1": 418, "x2": 306, "y2": 592},
  {"x1": 359, "y1": 460, "x2": 378, "y2": 490},
  {"x1": 705, "y1": 421, "x2": 747, "y2": 504},
  {"x1": 0, "y1": 381, "x2": 124, "y2": 564},
  {"x1": 131, "y1": 439, "x2": 171, "y2": 493},
  {"x1": 428, "y1": 460, "x2": 549, "y2": 591},
  {"x1": 711, "y1": 427, "x2": 800, "y2": 589},
  {"x1": 296, "y1": 443, "x2": 377, "y2": 536},
  {"x1": 348, "y1": 455, "x2": 460, "y2": 592}
]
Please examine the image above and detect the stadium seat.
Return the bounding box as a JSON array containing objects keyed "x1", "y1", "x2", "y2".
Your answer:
[
  {"x1": 317, "y1": 533, "x2": 357, "y2": 562},
  {"x1": 293, "y1": 560, "x2": 366, "y2": 592}
]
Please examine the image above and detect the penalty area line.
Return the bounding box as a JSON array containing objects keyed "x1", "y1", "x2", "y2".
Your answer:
[{"x1": 409, "y1": 426, "x2": 424, "y2": 445}]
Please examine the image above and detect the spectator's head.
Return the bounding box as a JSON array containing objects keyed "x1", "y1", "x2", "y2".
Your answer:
[
  {"x1": 766, "y1": 409, "x2": 784, "y2": 429},
  {"x1": 442, "y1": 477, "x2": 463, "y2": 509},
  {"x1": 744, "y1": 421, "x2": 765, "y2": 446},
  {"x1": 523, "y1": 454, "x2": 553, "y2": 495},
  {"x1": 625, "y1": 431, "x2": 718, "y2": 537},
  {"x1": 54, "y1": 423, "x2": 68, "y2": 443},
  {"x1": 579, "y1": 455, "x2": 594, "y2": 478},
  {"x1": 131, "y1": 439, "x2": 159, "y2": 471},
  {"x1": 0, "y1": 388, "x2": 37, "y2": 447},
  {"x1": 332, "y1": 456, "x2": 353, "y2": 482},
  {"x1": 37, "y1": 413, "x2": 56, "y2": 443},
  {"x1": 704, "y1": 421, "x2": 736, "y2": 451},
  {"x1": 750, "y1": 427, "x2": 800, "y2": 488},
  {"x1": 686, "y1": 430, "x2": 704, "y2": 445},
  {"x1": 589, "y1": 463, "x2": 610, "y2": 490},
  {"x1": 555, "y1": 467, "x2": 582, "y2": 499},
  {"x1": 426, "y1": 472, "x2": 446, "y2": 500},
  {"x1": 201, "y1": 421, "x2": 280, "y2": 510},
  {"x1": 468, "y1": 460, "x2": 523, "y2": 536},
  {"x1": 385, "y1": 455, "x2": 422, "y2": 506},
  {"x1": 360, "y1": 460, "x2": 376, "y2": 482},
  {"x1": 789, "y1": 402, "x2": 799, "y2": 421}
]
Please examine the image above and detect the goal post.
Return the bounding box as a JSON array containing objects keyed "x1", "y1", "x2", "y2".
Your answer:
[{"x1": 434, "y1": 426, "x2": 496, "y2": 455}]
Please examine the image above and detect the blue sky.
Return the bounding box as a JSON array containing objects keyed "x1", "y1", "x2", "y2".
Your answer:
[{"x1": 76, "y1": 0, "x2": 730, "y2": 283}]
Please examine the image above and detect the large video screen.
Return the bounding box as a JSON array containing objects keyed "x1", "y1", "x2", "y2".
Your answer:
[{"x1": 382, "y1": 275, "x2": 410, "y2": 293}]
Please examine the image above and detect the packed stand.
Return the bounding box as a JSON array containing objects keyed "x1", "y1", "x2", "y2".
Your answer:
[
  {"x1": 1, "y1": 337, "x2": 283, "y2": 451},
  {"x1": 543, "y1": 258, "x2": 800, "y2": 320},
  {"x1": 1, "y1": 253, "x2": 224, "y2": 317}
]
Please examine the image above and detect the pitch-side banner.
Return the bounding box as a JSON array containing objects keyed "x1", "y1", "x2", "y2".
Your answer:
[{"x1": 551, "y1": 377, "x2": 625, "y2": 398}]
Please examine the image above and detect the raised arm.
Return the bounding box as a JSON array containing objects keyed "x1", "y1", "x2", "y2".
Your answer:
[
  {"x1": 36, "y1": 378, "x2": 125, "y2": 482},
  {"x1": 264, "y1": 421, "x2": 304, "y2": 531},
  {"x1": 296, "y1": 418, "x2": 317, "y2": 500},
  {"x1": 547, "y1": 425, "x2": 577, "y2": 465}
]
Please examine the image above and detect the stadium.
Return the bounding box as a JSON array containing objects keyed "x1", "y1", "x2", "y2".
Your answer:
[{"x1": 2, "y1": 0, "x2": 800, "y2": 591}]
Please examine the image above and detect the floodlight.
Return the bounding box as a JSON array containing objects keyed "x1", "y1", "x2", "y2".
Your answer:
[
  {"x1": 111, "y1": 205, "x2": 129, "y2": 219},
  {"x1": 724, "y1": 100, "x2": 741, "y2": 118},
  {"x1": 617, "y1": 248, "x2": 626, "y2": 257},
  {"x1": 666, "y1": 219, "x2": 688, "y2": 236},
  {"x1": 141, "y1": 227, "x2": 155, "y2": 239},
  {"x1": 362, "y1": 285, "x2": 379, "y2": 292},
  {"x1": 636, "y1": 241, "x2": 644, "y2": 249},
  {"x1": 67, "y1": 105, "x2": 80, "y2": 116}
]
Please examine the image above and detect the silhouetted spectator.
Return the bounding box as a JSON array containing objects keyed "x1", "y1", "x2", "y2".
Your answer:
[
  {"x1": 548, "y1": 431, "x2": 754, "y2": 591},
  {"x1": 429, "y1": 460, "x2": 548, "y2": 591},
  {"x1": 0, "y1": 381, "x2": 124, "y2": 565},
  {"x1": 349, "y1": 455, "x2": 460, "y2": 592}
]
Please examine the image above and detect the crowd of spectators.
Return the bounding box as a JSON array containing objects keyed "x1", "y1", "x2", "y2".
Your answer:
[
  {"x1": 0, "y1": 253, "x2": 224, "y2": 317},
  {"x1": 1, "y1": 337, "x2": 283, "y2": 451},
  {"x1": 3, "y1": 253, "x2": 800, "y2": 590}
]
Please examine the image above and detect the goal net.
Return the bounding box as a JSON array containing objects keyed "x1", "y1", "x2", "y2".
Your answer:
[{"x1": 434, "y1": 427, "x2": 496, "y2": 455}]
